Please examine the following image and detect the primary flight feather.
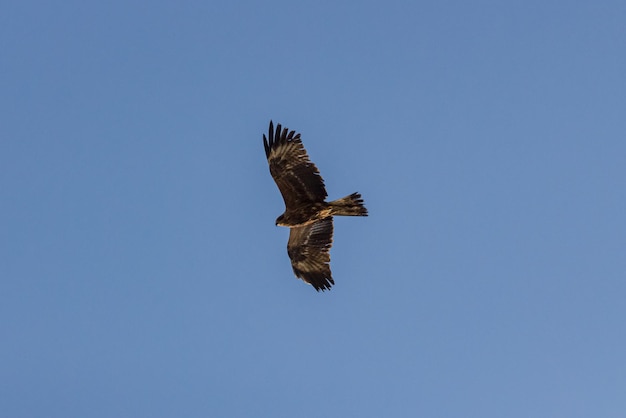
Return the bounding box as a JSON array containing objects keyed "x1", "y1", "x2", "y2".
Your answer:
[{"x1": 263, "y1": 121, "x2": 367, "y2": 291}]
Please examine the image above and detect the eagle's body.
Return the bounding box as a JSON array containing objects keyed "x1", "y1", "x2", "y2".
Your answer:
[
  {"x1": 275, "y1": 203, "x2": 331, "y2": 227},
  {"x1": 263, "y1": 121, "x2": 367, "y2": 291}
]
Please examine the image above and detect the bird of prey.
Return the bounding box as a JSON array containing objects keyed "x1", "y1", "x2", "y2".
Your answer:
[{"x1": 263, "y1": 121, "x2": 367, "y2": 291}]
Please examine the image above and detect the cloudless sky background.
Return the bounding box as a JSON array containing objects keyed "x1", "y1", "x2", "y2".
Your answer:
[{"x1": 2, "y1": 1, "x2": 625, "y2": 417}]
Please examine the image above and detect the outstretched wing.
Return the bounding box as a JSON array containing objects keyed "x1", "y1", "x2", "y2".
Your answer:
[
  {"x1": 287, "y1": 218, "x2": 334, "y2": 291},
  {"x1": 264, "y1": 121, "x2": 327, "y2": 210}
]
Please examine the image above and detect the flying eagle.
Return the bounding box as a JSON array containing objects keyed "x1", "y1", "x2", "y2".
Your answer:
[{"x1": 263, "y1": 121, "x2": 367, "y2": 291}]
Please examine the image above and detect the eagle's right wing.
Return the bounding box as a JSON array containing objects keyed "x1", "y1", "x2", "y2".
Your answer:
[
  {"x1": 264, "y1": 121, "x2": 328, "y2": 210},
  {"x1": 287, "y1": 218, "x2": 334, "y2": 291}
]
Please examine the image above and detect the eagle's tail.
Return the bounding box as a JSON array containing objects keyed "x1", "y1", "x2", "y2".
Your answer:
[{"x1": 329, "y1": 192, "x2": 368, "y2": 217}]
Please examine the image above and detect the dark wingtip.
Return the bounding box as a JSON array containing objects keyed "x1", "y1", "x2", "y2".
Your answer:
[
  {"x1": 264, "y1": 121, "x2": 274, "y2": 158},
  {"x1": 269, "y1": 120, "x2": 274, "y2": 144},
  {"x1": 275, "y1": 123, "x2": 282, "y2": 145},
  {"x1": 294, "y1": 267, "x2": 334, "y2": 292},
  {"x1": 312, "y1": 284, "x2": 331, "y2": 292},
  {"x1": 263, "y1": 120, "x2": 291, "y2": 159},
  {"x1": 263, "y1": 137, "x2": 269, "y2": 158},
  {"x1": 310, "y1": 276, "x2": 334, "y2": 292}
]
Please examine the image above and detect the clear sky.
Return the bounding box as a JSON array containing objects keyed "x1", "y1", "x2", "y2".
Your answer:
[{"x1": 2, "y1": 1, "x2": 625, "y2": 417}]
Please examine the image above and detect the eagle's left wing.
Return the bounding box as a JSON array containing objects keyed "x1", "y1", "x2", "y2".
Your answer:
[
  {"x1": 287, "y1": 218, "x2": 334, "y2": 291},
  {"x1": 264, "y1": 121, "x2": 327, "y2": 211}
]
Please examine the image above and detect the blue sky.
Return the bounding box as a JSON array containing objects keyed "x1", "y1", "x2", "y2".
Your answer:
[{"x1": 2, "y1": 1, "x2": 625, "y2": 417}]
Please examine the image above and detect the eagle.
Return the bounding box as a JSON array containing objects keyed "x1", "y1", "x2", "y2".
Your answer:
[{"x1": 263, "y1": 121, "x2": 367, "y2": 291}]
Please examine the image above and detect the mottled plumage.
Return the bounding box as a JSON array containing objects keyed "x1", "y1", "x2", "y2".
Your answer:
[{"x1": 263, "y1": 121, "x2": 367, "y2": 291}]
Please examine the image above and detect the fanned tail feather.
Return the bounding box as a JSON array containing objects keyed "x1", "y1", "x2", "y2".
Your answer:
[{"x1": 329, "y1": 192, "x2": 368, "y2": 217}]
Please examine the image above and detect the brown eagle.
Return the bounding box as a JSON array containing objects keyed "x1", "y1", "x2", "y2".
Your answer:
[{"x1": 263, "y1": 121, "x2": 367, "y2": 291}]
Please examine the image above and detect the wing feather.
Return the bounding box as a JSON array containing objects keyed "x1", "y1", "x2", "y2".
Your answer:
[
  {"x1": 287, "y1": 218, "x2": 334, "y2": 291},
  {"x1": 263, "y1": 121, "x2": 327, "y2": 210}
]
